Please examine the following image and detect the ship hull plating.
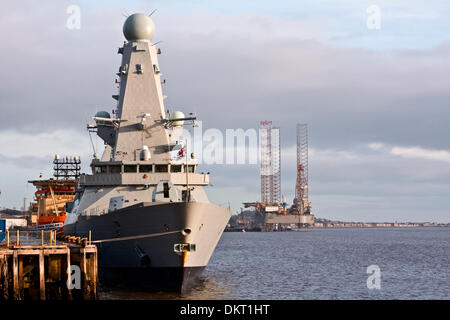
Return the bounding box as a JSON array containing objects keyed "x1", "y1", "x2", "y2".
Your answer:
[
  {"x1": 63, "y1": 201, "x2": 230, "y2": 293},
  {"x1": 100, "y1": 266, "x2": 205, "y2": 293}
]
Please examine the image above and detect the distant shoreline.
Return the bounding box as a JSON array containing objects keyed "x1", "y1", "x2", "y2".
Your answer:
[
  {"x1": 311, "y1": 225, "x2": 449, "y2": 230},
  {"x1": 225, "y1": 225, "x2": 449, "y2": 232},
  {"x1": 311, "y1": 222, "x2": 450, "y2": 229}
]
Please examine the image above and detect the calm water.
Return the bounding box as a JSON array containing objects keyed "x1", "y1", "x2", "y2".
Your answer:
[{"x1": 100, "y1": 228, "x2": 450, "y2": 300}]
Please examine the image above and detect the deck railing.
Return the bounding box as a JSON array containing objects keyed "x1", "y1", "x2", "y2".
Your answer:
[{"x1": 0, "y1": 230, "x2": 90, "y2": 247}]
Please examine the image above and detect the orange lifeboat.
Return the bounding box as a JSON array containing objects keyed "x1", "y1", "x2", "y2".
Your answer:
[{"x1": 37, "y1": 214, "x2": 67, "y2": 225}]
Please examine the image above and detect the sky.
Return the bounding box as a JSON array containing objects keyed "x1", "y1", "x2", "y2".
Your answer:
[{"x1": 0, "y1": 0, "x2": 449, "y2": 222}]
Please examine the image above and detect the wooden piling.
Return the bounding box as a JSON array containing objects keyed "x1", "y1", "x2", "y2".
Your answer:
[
  {"x1": 18, "y1": 254, "x2": 23, "y2": 299},
  {"x1": 0, "y1": 255, "x2": 9, "y2": 300},
  {"x1": 0, "y1": 244, "x2": 98, "y2": 300},
  {"x1": 12, "y1": 251, "x2": 19, "y2": 300},
  {"x1": 39, "y1": 251, "x2": 45, "y2": 300},
  {"x1": 80, "y1": 249, "x2": 88, "y2": 299},
  {"x1": 92, "y1": 249, "x2": 98, "y2": 299},
  {"x1": 66, "y1": 248, "x2": 72, "y2": 300}
]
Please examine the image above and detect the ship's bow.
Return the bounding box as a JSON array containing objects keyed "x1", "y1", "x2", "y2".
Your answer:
[{"x1": 69, "y1": 201, "x2": 231, "y2": 293}]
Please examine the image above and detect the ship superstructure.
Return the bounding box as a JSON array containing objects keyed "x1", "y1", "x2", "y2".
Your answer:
[
  {"x1": 63, "y1": 13, "x2": 231, "y2": 293},
  {"x1": 29, "y1": 155, "x2": 81, "y2": 229}
]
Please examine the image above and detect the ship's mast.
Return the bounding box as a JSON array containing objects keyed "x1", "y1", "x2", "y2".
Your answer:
[
  {"x1": 88, "y1": 14, "x2": 198, "y2": 170},
  {"x1": 112, "y1": 14, "x2": 170, "y2": 163},
  {"x1": 185, "y1": 139, "x2": 190, "y2": 202}
]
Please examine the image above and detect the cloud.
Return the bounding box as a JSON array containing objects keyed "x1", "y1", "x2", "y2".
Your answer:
[
  {"x1": 0, "y1": 128, "x2": 96, "y2": 209},
  {"x1": 368, "y1": 142, "x2": 385, "y2": 151},
  {"x1": 206, "y1": 142, "x2": 450, "y2": 222},
  {"x1": 1, "y1": 2, "x2": 450, "y2": 222},
  {"x1": 390, "y1": 146, "x2": 450, "y2": 163},
  {"x1": 368, "y1": 141, "x2": 450, "y2": 164},
  {"x1": 2, "y1": 2, "x2": 450, "y2": 149},
  {"x1": 383, "y1": 6, "x2": 441, "y2": 22},
  {"x1": 0, "y1": 130, "x2": 91, "y2": 159}
]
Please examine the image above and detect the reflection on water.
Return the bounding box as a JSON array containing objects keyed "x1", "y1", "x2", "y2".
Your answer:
[
  {"x1": 99, "y1": 275, "x2": 233, "y2": 300},
  {"x1": 100, "y1": 271, "x2": 236, "y2": 300},
  {"x1": 100, "y1": 228, "x2": 450, "y2": 300}
]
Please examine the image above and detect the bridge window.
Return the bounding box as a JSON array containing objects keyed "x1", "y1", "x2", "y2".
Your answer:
[
  {"x1": 170, "y1": 165, "x2": 182, "y2": 173},
  {"x1": 163, "y1": 182, "x2": 169, "y2": 198},
  {"x1": 94, "y1": 166, "x2": 107, "y2": 174},
  {"x1": 187, "y1": 165, "x2": 195, "y2": 173},
  {"x1": 155, "y1": 165, "x2": 168, "y2": 173},
  {"x1": 109, "y1": 165, "x2": 121, "y2": 174},
  {"x1": 139, "y1": 165, "x2": 153, "y2": 173},
  {"x1": 124, "y1": 165, "x2": 137, "y2": 173}
]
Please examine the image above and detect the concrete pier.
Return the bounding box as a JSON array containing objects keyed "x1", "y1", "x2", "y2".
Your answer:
[{"x1": 0, "y1": 231, "x2": 98, "y2": 300}]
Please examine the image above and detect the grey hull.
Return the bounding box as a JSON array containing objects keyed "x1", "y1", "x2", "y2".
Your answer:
[
  {"x1": 99, "y1": 266, "x2": 205, "y2": 293},
  {"x1": 63, "y1": 201, "x2": 230, "y2": 293}
]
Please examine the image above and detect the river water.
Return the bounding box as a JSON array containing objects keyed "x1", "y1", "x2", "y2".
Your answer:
[{"x1": 100, "y1": 227, "x2": 450, "y2": 300}]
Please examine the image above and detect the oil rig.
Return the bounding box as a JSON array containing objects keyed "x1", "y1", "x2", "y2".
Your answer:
[{"x1": 243, "y1": 122, "x2": 314, "y2": 231}]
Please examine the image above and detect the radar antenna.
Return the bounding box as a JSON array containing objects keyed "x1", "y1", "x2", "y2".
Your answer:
[{"x1": 86, "y1": 117, "x2": 97, "y2": 156}]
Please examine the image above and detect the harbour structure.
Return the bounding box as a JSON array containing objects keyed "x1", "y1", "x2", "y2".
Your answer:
[
  {"x1": 260, "y1": 121, "x2": 281, "y2": 205},
  {"x1": 0, "y1": 214, "x2": 28, "y2": 231},
  {"x1": 243, "y1": 122, "x2": 314, "y2": 231},
  {"x1": 0, "y1": 230, "x2": 97, "y2": 300},
  {"x1": 294, "y1": 123, "x2": 311, "y2": 215},
  {"x1": 62, "y1": 13, "x2": 231, "y2": 293}
]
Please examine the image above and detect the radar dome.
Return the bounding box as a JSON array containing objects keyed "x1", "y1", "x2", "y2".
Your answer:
[
  {"x1": 95, "y1": 111, "x2": 111, "y2": 126},
  {"x1": 123, "y1": 13, "x2": 155, "y2": 41},
  {"x1": 169, "y1": 111, "x2": 185, "y2": 127},
  {"x1": 95, "y1": 111, "x2": 111, "y2": 119}
]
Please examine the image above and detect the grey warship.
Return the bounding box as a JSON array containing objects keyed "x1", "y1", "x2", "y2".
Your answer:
[{"x1": 63, "y1": 13, "x2": 231, "y2": 293}]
